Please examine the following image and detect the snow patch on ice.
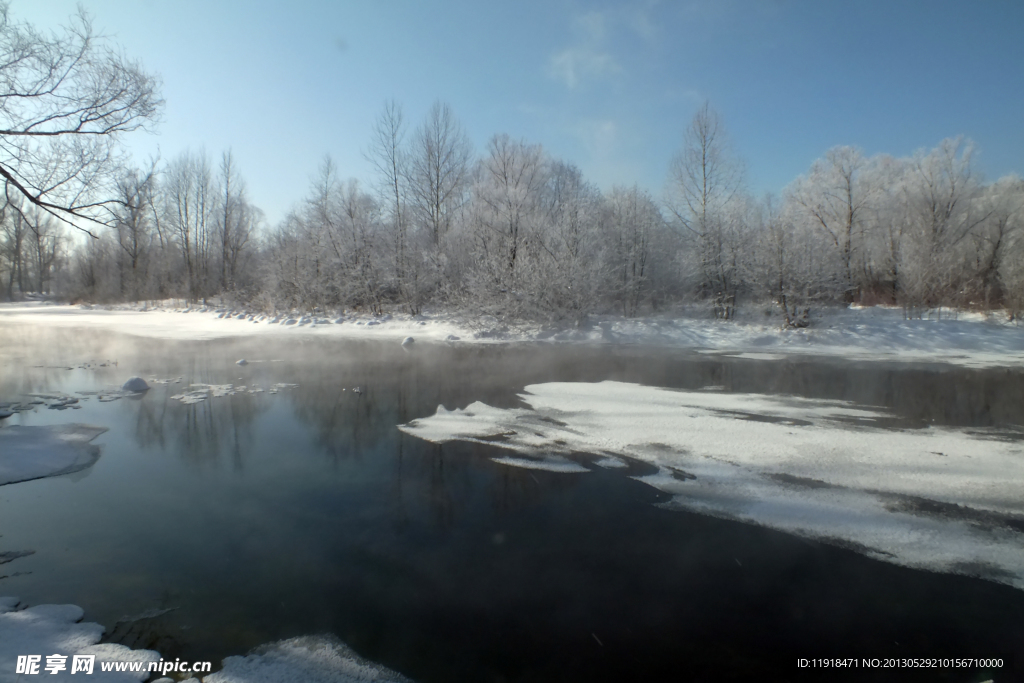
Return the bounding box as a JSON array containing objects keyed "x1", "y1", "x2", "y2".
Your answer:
[
  {"x1": 202, "y1": 635, "x2": 411, "y2": 683},
  {"x1": 491, "y1": 455, "x2": 588, "y2": 473},
  {"x1": 399, "y1": 380, "x2": 1024, "y2": 590},
  {"x1": 0, "y1": 599, "x2": 159, "y2": 681},
  {"x1": 0, "y1": 424, "x2": 107, "y2": 486},
  {"x1": 724, "y1": 352, "x2": 787, "y2": 361},
  {"x1": 592, "y1": 455, "x2": 628, "y2": 469}
]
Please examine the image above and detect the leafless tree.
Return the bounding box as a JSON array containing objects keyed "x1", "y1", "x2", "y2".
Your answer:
[
  {"x1": 667, "y1": 102, "x2": 744, "y2": 318},
  {"x1": 112, "y1": 161, "x2": 158, "y2": 299},
  {"x1": 166, "y1": 150, "x2": 214, "y2": 302},
  {"x1": 474, "y1": 134, "x2": 547, "y2": 288},
  {"x1": 533, "y1": 160, "x2": 604, "y2": 320},
  {"x1": 606, "y1": 185, "x2": 661, "y2": 317},
  {"x1": 898, "y1": 137, "x2": 990, "y2": 313},
  {"x1": 974, "y1": 175, "x2": 1024, "y2": 310},
  {"x1": 365, "y1": 100, "x2": 411, "y2": 304},
  {"x1": 750, "y1": 194, "x2": 834, "y2": 326},
  {"x1": 0, "y1": 2, "x2": 161, "y2": 236},
  {"x1": 408, "y1": 101, "x2": 472, "y2": 248},
  {"x1": 215, "y1": 150, "x2": 257, "y2": 292},
  {"x1": 0, "y1": 201, "x2": 25, "y2": 297},
  {"x1": 787, "y1": 146, "x2": 877, "y2": 302}
]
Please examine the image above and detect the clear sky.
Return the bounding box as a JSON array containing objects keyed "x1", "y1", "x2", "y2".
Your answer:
[{"x1": 16, "y1": 0, "x2": 1024, "y2": 226}]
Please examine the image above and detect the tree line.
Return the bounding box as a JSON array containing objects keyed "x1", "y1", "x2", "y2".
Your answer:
[{"x1": 1, "y1": 5, "x2": 1022, "y2": 324}]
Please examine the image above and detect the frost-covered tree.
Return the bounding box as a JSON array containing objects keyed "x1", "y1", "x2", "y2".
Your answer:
[
  {"x1": 666, "y1": 102, "x2": 745, "y2": 318},
  {"x1": 897, "y1": 137, "x2": 989, "y2": 313},
  {"x1": 605, "y1": 185, "x2": 662, "y2": 317},
  {"x1": 530, "y1": 160, "x2": 604, "y2": 321},
  {"x1": 750, "y1": 194, "x2": 839, "y2": 326},
  {"x1": 786, "y1": 146, "x2": 879, "y2": 302},
  {"x1": 467, "y1": 133, "x2": 548, "y2": 316},
  {"x1": 365, "y1": 100, "x2": 413, "y2": 308},
  {"x1": 406, "y1": 101, "x2": 473, "y2": 305},
  {"x1": 408, "y1": 101, "x2": 472, "y2": 248}
]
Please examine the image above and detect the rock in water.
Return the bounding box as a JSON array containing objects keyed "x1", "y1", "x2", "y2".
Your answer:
[
  {"x1": 401, "y1": 336, "x2": 415, "y2": 346},
  {"x1": 236, "y1": 359, "x2": 249, "y2": 365},
  {"x1": 121, "y1": 377, "x2": 150, "y2": 393}
]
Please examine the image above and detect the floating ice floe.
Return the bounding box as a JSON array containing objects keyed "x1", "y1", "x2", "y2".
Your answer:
[
  {"x1": 401, "y1": 337, "x2": 414, "y2": 347},
  {"x1": 236, "y1": 359, "x2": 249, "y2": 365},
  {"x1": 0, "y1": 424, "x2": 107, "y2": 486},
  {"x1": 399, "y1": 380, "x2": 1024, "y2": 591},
  {"x1": 170, "y1": 383, "x2": 297, "y2": 403},
  {"x1": 20, "y1": 393, "x2": 82, "y2": 410}
]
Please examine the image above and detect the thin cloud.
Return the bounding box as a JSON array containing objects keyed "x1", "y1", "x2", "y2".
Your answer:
[
  {"x1": 573, "y1": 118, "x2": 618, "y2": 157},
  {"x1": 628, "y1": 1, "x2": 660, "y2": 42},
  {"x1": 547, "y1": 48, "x2": 621, "y2": 89},
  {"x1": 547, "y1": 10, "x2": 623, "y2": 89}
]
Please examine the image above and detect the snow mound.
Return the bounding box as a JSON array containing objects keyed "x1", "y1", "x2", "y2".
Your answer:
[
  {"x1": 399, "y1": 381, "x2": 1024, "y2": 591},
  {"x1": 121, "y1": 377, "x2": 149, "y2": 393},
  {"x1": 0, "y1": 599, "x2": 159, "y2": 681},
  {"x1": 203, "y1": 635, "x2": 411, "y2": 683},
  {"x1": 0, "y1": 424, "x2": 107, "y2": 486}
]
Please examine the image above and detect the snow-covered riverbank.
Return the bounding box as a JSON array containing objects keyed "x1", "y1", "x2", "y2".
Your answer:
[{"x1": 2, "y1": 301, "x2": 1023, "y2": 367}]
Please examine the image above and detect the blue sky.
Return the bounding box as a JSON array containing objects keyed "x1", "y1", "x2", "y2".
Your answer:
[{"x1": 18, "y1": 0, "x2": 1024, "y2": 225}]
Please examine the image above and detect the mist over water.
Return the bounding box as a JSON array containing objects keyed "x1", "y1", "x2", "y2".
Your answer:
[{"x1": 1, "y1": 325, "x2": 1022, "y2": 681}]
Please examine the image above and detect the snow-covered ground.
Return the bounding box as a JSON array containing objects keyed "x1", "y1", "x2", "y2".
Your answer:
[
  {"x1": 2, "y1": 301, "x2": 1023, "y2": 367},
  {"x1": 399, "y1": 380, "x2": 1024, "y2": 591}
]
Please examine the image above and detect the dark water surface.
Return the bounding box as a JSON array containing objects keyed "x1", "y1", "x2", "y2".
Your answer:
[{"x1": 1, "y1": 325, "x2": 1022, "y2": 682}]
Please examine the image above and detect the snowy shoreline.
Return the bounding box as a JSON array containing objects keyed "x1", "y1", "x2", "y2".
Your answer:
[{"x1": 2, "y1": 301, "x2": 1023, "y2": 368}]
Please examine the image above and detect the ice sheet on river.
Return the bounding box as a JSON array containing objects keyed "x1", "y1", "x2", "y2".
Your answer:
[
  {"x1": 0, "y1": 424, "x2": 107, "y2": 486},
  {"x1": 399, "y1": 381, "x2": 1024, "y2": 590}
]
